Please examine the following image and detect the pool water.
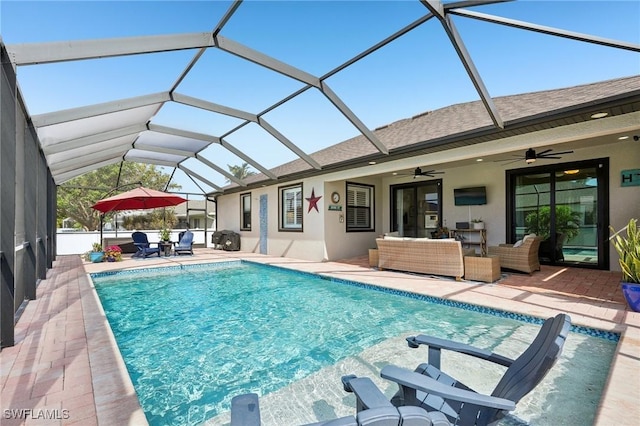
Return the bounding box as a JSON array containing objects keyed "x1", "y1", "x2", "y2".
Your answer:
[{"x1": 92, "y1": 261, "x2": 616, "y2": 426}]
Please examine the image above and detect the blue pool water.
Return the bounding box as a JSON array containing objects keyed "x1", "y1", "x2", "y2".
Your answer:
[{"x1": 92, "y1": 261, "x2": 617, "y2": 425}]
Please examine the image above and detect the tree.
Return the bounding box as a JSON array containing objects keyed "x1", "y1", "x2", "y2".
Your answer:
[
  {"x1": 226, "y1": 162, "x2": 256, "y2": 183},
  {"x1": 121, "y1": 210, "x2": 177, "y2": 231},
  {"x1": 57, "y1": 163, "x2": 180, "y2": 231}
]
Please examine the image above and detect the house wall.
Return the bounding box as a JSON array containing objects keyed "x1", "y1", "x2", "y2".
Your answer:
[
  {"x1": 323, "y1": 177, "x2": 384, "y2": 261},
  {"x1": 604, "y1": 140, "x2": 640, "y2": 272},
  {"x1": 216, "y1": 139, "x2": 639, "y2": 269},
  {"x1": 218, "y1": 177, "x2": 329, "y2": 261}
]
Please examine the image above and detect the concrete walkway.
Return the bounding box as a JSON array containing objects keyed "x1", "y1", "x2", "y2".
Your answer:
[{"x1": 1, "y1": 250, "x2": 638, "y2": 425}]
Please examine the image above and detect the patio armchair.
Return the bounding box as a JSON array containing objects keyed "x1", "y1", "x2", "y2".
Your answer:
[
  {"x1": 174, "y1": 231, "x2": 194, "y2": 255},
  {"x1": 488, "y1": 235, "x2": 541, "y2": 274},
  {"x1": 345, "y1": 314, "x2": 570, "y2": 426},
  {"x1": 131, "y1": 231, "x2": 161, "y2": 258},
  {"x1": 538, "y1": 232, "x2": 565, "y2": 262},
  {"x1": 230, "y1": 381, "x2": 451, "y2": 426}
]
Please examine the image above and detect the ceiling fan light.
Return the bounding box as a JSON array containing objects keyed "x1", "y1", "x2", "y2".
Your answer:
[
  {"x1": 564, "y1": 169, "x2": 580, "y2": 175},
  {"x1": 525, "y1": 149, "x2": 536, "y2": 164}
]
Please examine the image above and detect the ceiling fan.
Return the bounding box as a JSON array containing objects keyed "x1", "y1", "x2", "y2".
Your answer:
[
  {"x1": 395, "y1": 167, "x2": 444, "y2": 178},
  {"x1": 496, "y1": 148, "x2": 574, "y2": 165}
]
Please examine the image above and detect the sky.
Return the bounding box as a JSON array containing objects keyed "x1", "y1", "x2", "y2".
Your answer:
[{"x1": 1, "y1": 0, "x2": 639, "y2": 195}]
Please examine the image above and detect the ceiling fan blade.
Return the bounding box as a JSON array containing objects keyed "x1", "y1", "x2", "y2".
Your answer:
[
  {"x1": 539, "y1": 156, "x2": 562, "y2": 159},
  {"x1": 536, "y1": 149, "x2": 553, "y2": 156},
  {"x1": 541, "y1": 150, "x2": 574, "y2": 156},
  {"x1": 395, "y1": 167, "x2": 444, "y2": 177}
]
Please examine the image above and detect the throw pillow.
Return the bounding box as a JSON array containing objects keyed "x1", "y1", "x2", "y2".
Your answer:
[{"x1": 513, "y1": 239, "x2": 524, "y2": 248}]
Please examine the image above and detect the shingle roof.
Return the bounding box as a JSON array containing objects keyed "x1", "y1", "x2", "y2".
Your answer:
[{"x1": 235, "y1": 74, "x2": 640, "y2": 189}]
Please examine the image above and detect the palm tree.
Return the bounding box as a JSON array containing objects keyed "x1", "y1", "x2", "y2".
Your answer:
[{"x1": 226, "y1": 162, "x2": 256, "y2": 183}]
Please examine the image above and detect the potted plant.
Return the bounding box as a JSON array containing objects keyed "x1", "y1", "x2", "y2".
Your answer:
[
  {"x1": 525, "y1": 206, "x2": 580, "y2": 240},
  {"x1": 471, "y1": 218, "x2": 484, "y2": 230},
  {"x1": 104, "y1": 245, "x2": 123, "y2": 262},
  {"x1": 525, "y1": 205, "x2": 580, "y2": 260},
  {"x1": 89, "y1": 243, "x2": 104, "y2": 263},
  {"x1": 159, "y1": 228, "x2": 171, "y2": 242},
  {"x1": 610, "y1": 218, "x2": 640, "y2": 311}
]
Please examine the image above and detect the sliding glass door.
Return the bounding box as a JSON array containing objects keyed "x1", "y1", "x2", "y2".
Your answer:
[
  {"x1": 507, "y1": 159, "x2": 608, "y2": 269},
  {"x1": 391, "y1": 180, "x2": 442, "y2": 238}
]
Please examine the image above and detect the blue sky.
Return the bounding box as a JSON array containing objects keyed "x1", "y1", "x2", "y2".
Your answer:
[{"x1": 2, "y1": 0, "x2": 639, "y2": 194}]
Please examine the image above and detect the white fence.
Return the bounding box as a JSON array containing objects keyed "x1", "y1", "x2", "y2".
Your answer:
[{"x1": 56, "y1": 229, "x2": 212, "y2": 255}]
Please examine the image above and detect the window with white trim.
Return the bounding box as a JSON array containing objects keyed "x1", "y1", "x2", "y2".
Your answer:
[
  {"x1": 240, "y1": 192, "x2": 251, "y2": 231},
  {"x1": 347, "y1": 182, "x2": 374, "y2": 231},
  {"x1": 280, "y1": 184, "x2": 303, "y2": 231}
]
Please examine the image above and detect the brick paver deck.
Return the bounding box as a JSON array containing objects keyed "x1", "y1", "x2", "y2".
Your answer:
[{"x1": 1, "y1": 251, "x2": 638, "y2": 425}]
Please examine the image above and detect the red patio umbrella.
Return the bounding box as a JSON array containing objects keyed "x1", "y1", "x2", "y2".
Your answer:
[
  {"x1": 92, "y1": 187, "x2": 187, "y2": 213},
  {"x1": 92, "y1": 187, "x2": 188, "y2": 247}
]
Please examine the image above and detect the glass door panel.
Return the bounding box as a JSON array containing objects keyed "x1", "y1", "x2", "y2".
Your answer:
[
  {"x1": 391, "y1": 180, "x2": 442, "y2": 238},
  {"x1": 555, "y1": 167, "x2": 598, "y2": 266},
  {"x1": 509, "y1": 160, "x2": 606, "y2": 268},
  {"x1": 514, "y1": 173, "x2": 551, "y2": 242},
  {"x1": 417, "y1": 184, "x2": 440, "y2": 238},
  {"x1": 393, "y1": 187, "x2": 415, "y2": 237}
]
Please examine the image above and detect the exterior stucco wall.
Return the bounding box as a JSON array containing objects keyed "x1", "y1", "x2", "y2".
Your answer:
[
  {"x1": 323, "y1": 177, "x2": 383, "y2": 262},
  {"x1": 217, "y1": 177, "x2": 329, "y2": 261},
  {"x1": 604, "y1": 140, "x2": 640, "y2": 271},
  {"x1": 216, "y1": 138, "x2": 639, "y2": 268}
]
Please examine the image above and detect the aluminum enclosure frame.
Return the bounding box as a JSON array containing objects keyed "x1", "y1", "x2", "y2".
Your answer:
[{"x1": 4, "y1": 0, "x2": 638, "y2": 194}]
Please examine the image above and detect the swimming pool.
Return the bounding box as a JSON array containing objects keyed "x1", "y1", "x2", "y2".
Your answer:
[{"x1": 91, "y1": 261, "x2": 617, "y2": 425}]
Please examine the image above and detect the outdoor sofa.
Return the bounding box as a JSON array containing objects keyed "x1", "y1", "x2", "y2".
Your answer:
[{"x1": 376, "y1": 237, "x2": 474, "y2": 280}]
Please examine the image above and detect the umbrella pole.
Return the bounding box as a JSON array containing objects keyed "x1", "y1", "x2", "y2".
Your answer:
[{"x1": 100, "y1": 214, "x2": 104, "y2": 248}]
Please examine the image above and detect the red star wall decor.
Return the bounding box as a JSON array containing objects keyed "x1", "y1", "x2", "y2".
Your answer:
[{"x1": 306, "y1": 188, "x2": 322, "y2": 213}]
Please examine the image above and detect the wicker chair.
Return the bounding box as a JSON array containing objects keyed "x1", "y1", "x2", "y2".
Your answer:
[{"x1": 488, "y1": 236, "x2": 542, "y2": 274}]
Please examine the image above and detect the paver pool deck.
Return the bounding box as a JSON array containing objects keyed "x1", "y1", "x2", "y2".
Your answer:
[{"x1": 1, "y1": 249, "x2": 639, "y2": 425}]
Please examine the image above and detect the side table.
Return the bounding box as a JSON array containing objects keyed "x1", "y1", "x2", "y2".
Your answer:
[
  {"x1": 159, "y1": 241, "x2": 173, "y2": 257},
  {"x1": 464, "y1": 255, "x2": 501, "y2": 283},
  {"x1": 368, "y1": 249, "x2": 379, "y2": 268}
]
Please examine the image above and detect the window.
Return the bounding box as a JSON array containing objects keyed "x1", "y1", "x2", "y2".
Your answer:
[
  {"x1": 240, "y1": 193, "x2": 251, "y2": 231},
  {"x1": 280, "y1": 183, "x2": 303, "y2": 231},
  {"x1": 346, "y1": 182, "x2": 374, "y2": 231}
]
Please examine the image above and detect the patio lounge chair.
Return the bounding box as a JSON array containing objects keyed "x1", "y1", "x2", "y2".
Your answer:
[
  {"x1": 230, "y1": 382, "x2": 451, "y2": 426},
  {"x1": 347, "y1": 313, "x2": 570, "y2": 426},
  {"x1": 174, "y1": 230, "x2": 194, "y2": 255},
  {"x1": 487, "y1": 235, "x2": 542, "y2": 274},
  {"x1": 131, "y1": 231, "x2": 161, "y2": 258}
]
